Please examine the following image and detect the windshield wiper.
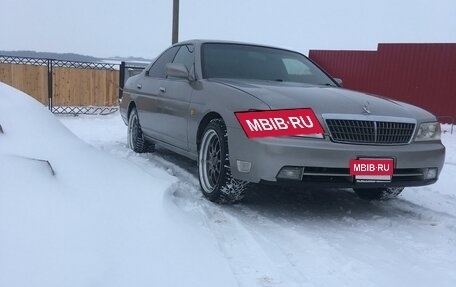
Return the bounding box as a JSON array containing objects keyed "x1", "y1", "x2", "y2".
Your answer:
[{"x1": 320, "y1": 83, "x2": 337, "y2": 87}]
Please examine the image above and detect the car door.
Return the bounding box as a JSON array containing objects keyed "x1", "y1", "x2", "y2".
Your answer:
[
  {"x1": 158, "y1": 44, "x2": 195, "y2": 150},
  {"x1": 135, "y1": 46, "x2": 179, "y2": 140}
]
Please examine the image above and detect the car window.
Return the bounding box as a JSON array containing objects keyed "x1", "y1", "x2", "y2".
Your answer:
[
  {"x1": 202, "y1": 43, "x2": 335, "y2": 86},
  {"x1": 148, "y1": 46, "x2": 179, "y2": 78},
  {"x1": 282, "y1": 58, "x2": 312, "y2": 75},
  {"x1": 172, "y1": 45, "x2": 195, "y2": 73}
]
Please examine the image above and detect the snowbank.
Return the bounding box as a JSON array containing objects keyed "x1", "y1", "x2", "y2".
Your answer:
[{"x1": 0, "y1": 83, "x2": 237, "y2": 287}]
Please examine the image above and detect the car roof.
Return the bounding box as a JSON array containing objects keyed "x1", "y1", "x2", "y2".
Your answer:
[{"x1": 173, "y1": 39, "x2": 300, "y2": 54}]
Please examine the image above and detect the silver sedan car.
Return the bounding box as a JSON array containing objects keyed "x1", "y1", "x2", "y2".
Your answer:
[{"x1": 120, "y1": 40, "x2": 445, "y2": 203}]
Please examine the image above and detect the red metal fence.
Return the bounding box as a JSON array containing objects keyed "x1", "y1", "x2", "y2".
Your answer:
[{"x1": 309, "y1": 43, "x2": 456, "y2": 122}]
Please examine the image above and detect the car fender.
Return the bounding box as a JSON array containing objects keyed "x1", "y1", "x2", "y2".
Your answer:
[{"x1": 188, "y1": 80, "x2": 270, "y2": 154}]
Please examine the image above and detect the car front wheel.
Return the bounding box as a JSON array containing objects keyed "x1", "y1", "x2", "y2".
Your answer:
[
  {"x1": 354, "y1": 187, "x2": 404, "y2": 200},
  {"x1": 198, "y1": 119, "x2": 249, "y2": 203}
]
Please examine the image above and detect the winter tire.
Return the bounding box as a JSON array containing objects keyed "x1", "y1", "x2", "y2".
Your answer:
[
  {"x1": 128, "y1": 107, "x2": 154, "y2": 153},
  {"x1": 354, "y1": 187, "x2": 404, "y2": 200},
  {"x1": 198, "y1": 118, "x2": 249, "y2": 203}
]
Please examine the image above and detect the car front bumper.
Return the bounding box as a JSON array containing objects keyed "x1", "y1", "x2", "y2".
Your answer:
[{"x1": 227, "y1": 127, "x2": 445, "y2": 187}]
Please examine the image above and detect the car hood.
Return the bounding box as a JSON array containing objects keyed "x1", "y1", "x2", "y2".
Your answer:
[{"x1": 214, "y1": 79, "x2": 435, "y2": 121}]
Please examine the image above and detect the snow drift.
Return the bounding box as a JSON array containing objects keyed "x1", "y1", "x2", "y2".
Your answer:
[{"x1": 0, "y1": 83, "x2": 237, "y2": 287}]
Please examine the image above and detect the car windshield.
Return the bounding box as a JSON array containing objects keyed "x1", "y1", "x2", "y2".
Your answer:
[{"x1": 201, "y1": 43, "x2": 335, "y2": 86}]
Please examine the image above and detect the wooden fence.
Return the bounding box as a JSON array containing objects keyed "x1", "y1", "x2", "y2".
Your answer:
[
  {"x1": 52, "y1": 67, "x2": 119, "y2": 106},
  {"x1": 0, "y1": 56, "x2": 120, "y2": 114},
  {"x1": 0, "y1": 63, "x2": 48, "y2": 104}
]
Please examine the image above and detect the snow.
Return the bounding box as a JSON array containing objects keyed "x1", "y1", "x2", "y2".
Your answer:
[
  {"x1": 1, "y1": 82, "x2": 456, "y2": 286},
  {"x1": 0, "y1": 83, "x2": 237, "y2": 287}
]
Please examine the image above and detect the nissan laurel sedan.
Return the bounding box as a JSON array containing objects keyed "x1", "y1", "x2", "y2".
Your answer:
[{"x1": 119, "y1": 40, "x2": 445, "y2": 203}]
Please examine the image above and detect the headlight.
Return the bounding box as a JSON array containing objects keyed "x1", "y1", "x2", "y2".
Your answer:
[{"x1": 415, "y1": 122, "x2": 441, "y2": 141}]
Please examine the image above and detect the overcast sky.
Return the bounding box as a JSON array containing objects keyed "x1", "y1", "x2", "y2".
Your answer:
[{"x1": 1, "y1": 0, "x2": 455, "y2": 58}]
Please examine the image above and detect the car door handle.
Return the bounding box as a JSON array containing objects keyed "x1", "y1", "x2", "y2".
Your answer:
[
  {"x1": 137, "y1": 83, "x2": 142, "y2": 89},
  {"x1": 159, "y1": 87, "x2": 166, "y2": 93}
]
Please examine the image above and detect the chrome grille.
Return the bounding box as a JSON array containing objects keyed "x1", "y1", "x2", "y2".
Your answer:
[{"x1": 326, "y1": 119, "x2": 415, "y2": 144}]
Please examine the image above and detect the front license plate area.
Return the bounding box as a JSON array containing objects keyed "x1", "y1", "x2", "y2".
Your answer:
[
  {"x1": 355, "y1": 175, "x2": 392, "y2": 182},
  {"x1": 350, "y1": 158, "x2": 394, "y2": 183}
]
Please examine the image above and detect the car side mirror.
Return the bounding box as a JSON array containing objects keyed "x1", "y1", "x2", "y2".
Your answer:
[
  {"x1": 166, "y1": 63, "x2": 189, "y2": 79},
  {"x1": 334, "y1": 78, "x2": 343, "y2": 87}
]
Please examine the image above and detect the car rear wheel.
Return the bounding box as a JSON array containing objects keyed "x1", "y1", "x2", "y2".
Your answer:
[
  {"x1": 354, "y1": 187, "x2": 404, "y2": 200},
  {"x1": 128, "y1": 107, "x2": 154, "y2": 153},
  {"x1": 198, "y1": 119, "x2": 249, "y2": 203}
]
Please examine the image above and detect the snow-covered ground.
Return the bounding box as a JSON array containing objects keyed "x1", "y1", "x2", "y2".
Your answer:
[{"x1": 1, "y1": 82, "x2": 456, "y2": 286}]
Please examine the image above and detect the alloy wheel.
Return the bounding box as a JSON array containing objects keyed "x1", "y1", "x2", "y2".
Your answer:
[{"x1": 199, "y1": 129, "x2": 222, "y2": 192}]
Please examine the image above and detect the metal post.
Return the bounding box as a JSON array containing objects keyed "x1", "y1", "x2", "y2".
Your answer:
[
  {"x1": 172, "y1": 0, "x2": 179, "y2": 44},
  {"x1": 47, "y1": 59, "x2": 53, "y2": 111},
  {"x1": 119, "y1": 61, "x2": 125, "y2": 99}
]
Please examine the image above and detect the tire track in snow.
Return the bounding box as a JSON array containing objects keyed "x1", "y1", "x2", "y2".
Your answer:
[
  {"x1": 225, "y1": 205, "x2": 378, "y2": 287},
  {"x1": 107, "y1": 144, "x2": 301, "y2": 286},
  {"x1": 149, "y1": 166, "x2": 305, "y2": 286}
]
